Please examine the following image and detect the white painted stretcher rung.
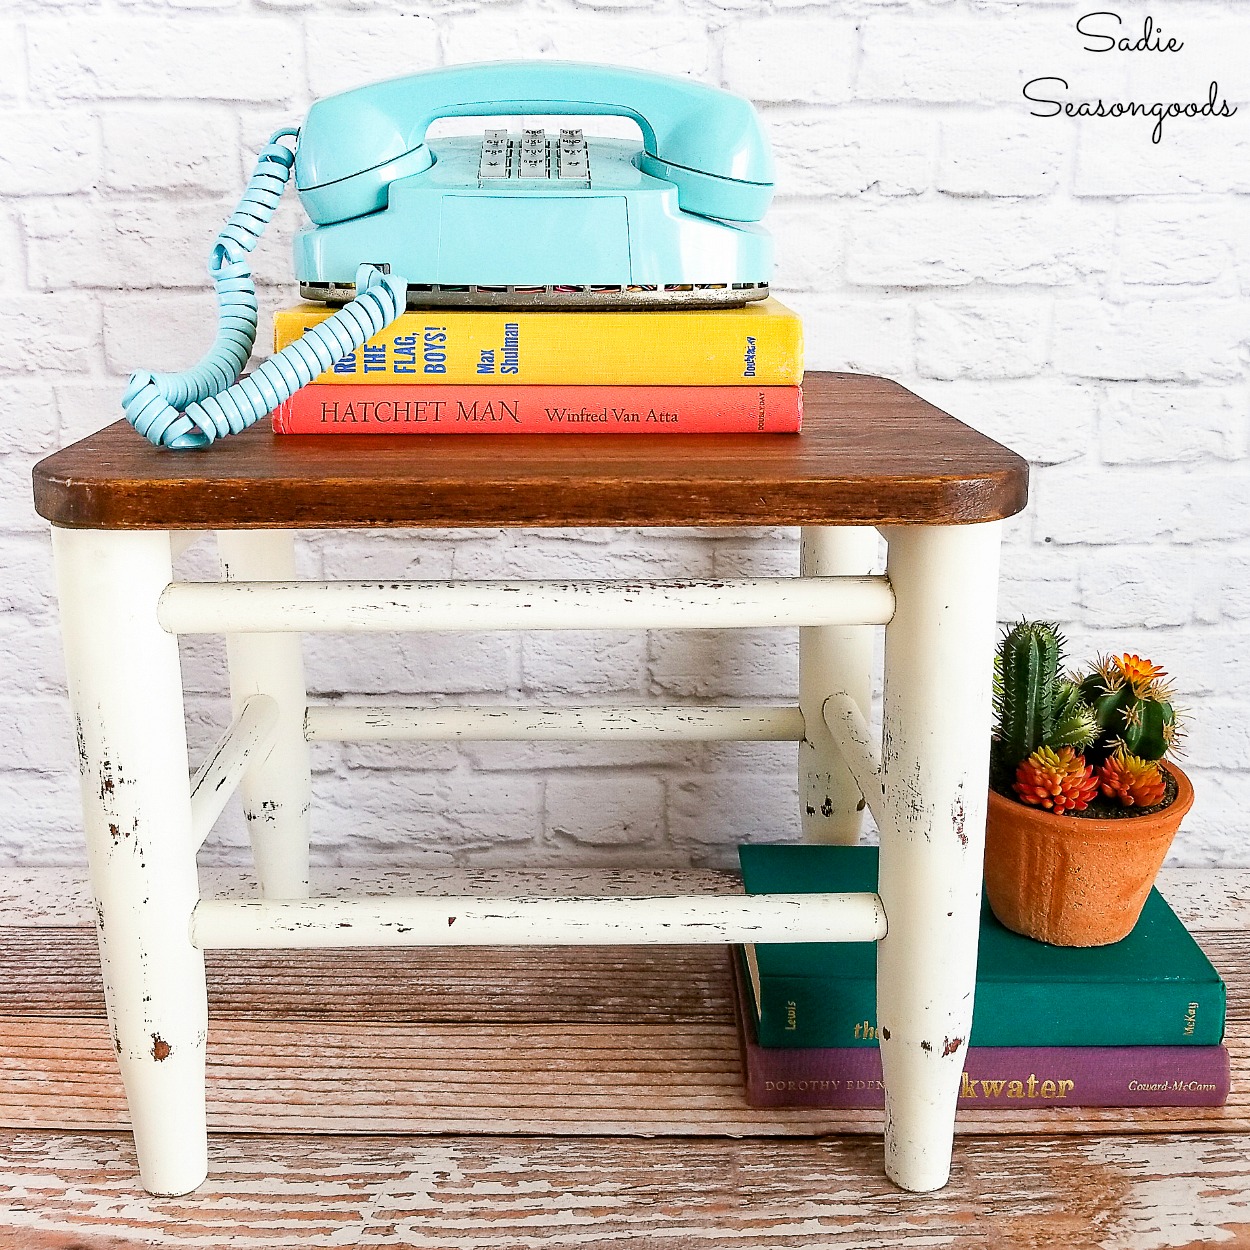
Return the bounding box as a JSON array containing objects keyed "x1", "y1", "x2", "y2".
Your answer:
[
  {"x1": 821, "y1": 691, "x2": 886, "y2": 832},
  {"x1": 48, "y1": 516, "x2": 1007, "y2": 1197},
  {"x1": 190, "y1": 892, "x2": 888, "y2": 950},
  {"x1": 157, "y1": 576, "x2": 897, "y2": 635},
  {"x1": 304, "y1": 703, "x2": 807, "y2": 743},
  {"x1": 188, "y1": 695, "x2": 279, "y2": 849}
]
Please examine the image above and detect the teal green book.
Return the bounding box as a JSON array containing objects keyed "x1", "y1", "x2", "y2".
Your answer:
[{"x1": 739, "y1": 844, "x2": 1226, "y2": 1049}]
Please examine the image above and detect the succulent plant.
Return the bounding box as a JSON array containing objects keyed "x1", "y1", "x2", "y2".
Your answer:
[
  {"x1": 993, "y1": 626, "x2": 1184, "y2": 815},
  {"x1": 1078, "y1": 654, "x2": 1180, "y2": 763},
  {"x1": 1097, "y1": 752, "x2": 1167, "y2": 809},
  {"x1": 1050, "y1": 679, "x2": 1100, "y2": 753},
  {"x1": 993, "y1": 622, "x2": 1097, "y2": 769},
  {"x1": 1014, "y1": 746, "x2": 1100, "y2": 814}
]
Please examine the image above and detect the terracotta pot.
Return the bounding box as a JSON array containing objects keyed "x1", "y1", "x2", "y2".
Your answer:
[{"x1": 983, "y1": 763, "x2": 1194, "y2": 947}]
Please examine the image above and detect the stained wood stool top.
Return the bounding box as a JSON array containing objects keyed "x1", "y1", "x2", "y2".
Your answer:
[{"x1": 33, "y1": 372, "x2": 1028, "y2": 530}]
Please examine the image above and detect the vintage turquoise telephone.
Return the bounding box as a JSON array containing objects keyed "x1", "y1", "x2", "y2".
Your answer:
[{"x1": 123, "y1": 61, "x2": 775, "y2": 449}]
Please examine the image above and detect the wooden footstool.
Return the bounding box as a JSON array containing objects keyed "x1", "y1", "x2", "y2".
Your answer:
[{"x1": 32, "y1": 371, "x2": 1028, "y2": 1196}]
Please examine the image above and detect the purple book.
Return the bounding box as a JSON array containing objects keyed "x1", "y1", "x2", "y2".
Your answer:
[{"x1": 730, "y1": 950, "x2": 1230, "y2": 1110}]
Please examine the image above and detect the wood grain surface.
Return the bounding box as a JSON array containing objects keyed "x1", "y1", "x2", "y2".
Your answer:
[
  {"x1": 3, "y1": 1130, "x2": 1249, "y2": 1249},
  {"x1": 0, "y1": 869, "x2": 1245, "y2": 1139},
  {"x1": 32, "y1": 373, "x2": 1029, "y2": 530},
  {"x1": 1, "y1": 868, "x2": 1248, "y2": 1247}
]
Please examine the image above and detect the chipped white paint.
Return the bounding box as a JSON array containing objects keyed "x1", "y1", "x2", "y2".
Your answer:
[
  {"x1": 218, "y1": 532, "x2": 314, "y2": 900},
  {"x1": 189, "y1": 695, "x2": 279, "y2": 851},
  {"x1": 7, "y1": 1129, "x2": 1250, "y2": 1248},
  {"x1": 47, "y1": 515, "x2": 1007, "y2": 1198},
  {"x1": 50, "y1": 526, "x2": 209, "y2": 1198},
  {"x1": 4, "y1": 866, "x2": 1246, "y2": 930},
  {"x1": 798, "y1": 526, "x2": 880, "y2": 845},
  {"x1": 156, "y1": 575, "x2": 897, "y2": 635},
  {"x1": 821, "y1": 690, "x2": 886, "y2": 832},
  {"x1": 305, "y1": 703, "x2": 807, "y2": 743},
  {"x1": 1156, "y1": 870, "x2": 1250, "y2": 932},
  {"x1": 875, "y1": 521, "x2": 1003, "y2": 1194},
  {"x1": 1086, "y1": 1137, "x2": 1250, "y2": 1250},
  {"x1": 189, "y1": 891, "x2": 888, "y2": 950}
]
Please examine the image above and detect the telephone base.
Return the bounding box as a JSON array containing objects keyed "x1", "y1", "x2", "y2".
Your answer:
[{"x1": 299, "y1": 280, "x2": 770, "y2": 311}]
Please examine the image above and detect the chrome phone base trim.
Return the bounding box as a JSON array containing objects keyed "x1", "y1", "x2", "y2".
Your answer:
[{"x1": 300, "y1": 281, "x2": 770, "y2": 310}]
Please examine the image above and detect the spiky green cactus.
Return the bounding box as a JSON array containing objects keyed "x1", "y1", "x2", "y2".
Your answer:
[
  {"x1": 993, "y1": 631, "x2": 1182, "y2": 809},
  {"x1": 993, "y1": 622, "x2": 1098, "y2": 772},
  {"x1": 1078, "y1": 654, "x2": 1180, "y2": 762},
  {"x1": 1050, "y1": 679, "x2": 1099, "y2": 752},
  {"x1": 995, "y1": 622, "x2": 1055, "y2": 766}
]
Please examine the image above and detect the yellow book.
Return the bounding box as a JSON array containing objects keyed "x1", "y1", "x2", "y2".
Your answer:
[{"x1": 272, "y1": 298, "x2": 803, "y2": 386}]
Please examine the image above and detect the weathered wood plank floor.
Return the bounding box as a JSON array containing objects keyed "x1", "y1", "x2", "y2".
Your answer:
[
  {"x1": 2, "y1": 866, "x2": 1248, "y2": 1248},
  {"x1": 5, "y1": 1129, "x2": 1250, "y2": 1249}
]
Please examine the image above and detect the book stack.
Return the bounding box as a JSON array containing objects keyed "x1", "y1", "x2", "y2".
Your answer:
[
  {"x1": 734, "y1": 844, "x2": 1230, "y2": 1110},
  {"x1": 271, "y1": 300, "x2": 805, "y2": 435}
]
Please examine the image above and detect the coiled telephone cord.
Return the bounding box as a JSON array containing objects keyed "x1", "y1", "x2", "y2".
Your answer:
[{"x1": 122, "y1": 128, "x2": 408, "y2": 449}]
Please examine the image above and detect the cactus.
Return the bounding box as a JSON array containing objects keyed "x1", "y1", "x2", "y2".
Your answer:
[
  {"x1": 1014, "y1": 746, "x2": 1099, "y2": 813},
  {"x1": 1050, "y1": 679, "x2": 1099, "y2": 753},
  {"x1": 993, "y1": 627, "x2": 1184, "y2": 813},
  {"x1": 1097, "y1": 751, "x2": 1167, "y2": 809},
  {"x1": 994, "y1": 622, "x2": 1097, "y2": 768},
  {"x1": 994, "y1": 621, "x2": 1062, "y2": 767},
  {"x1": 1078, "y1": 654, "x2": 1180, "y2": 763}
]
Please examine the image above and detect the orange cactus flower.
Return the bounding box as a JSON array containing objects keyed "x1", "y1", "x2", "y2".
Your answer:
[
  {"x1": 1098, "y1": 752, "x2": 1167, "y2": 808},
  {"x1": 1111, "y1": 653, "x2": 1168, "y2": 695},
  {"x1": 1014, "y1": 746, "x2": 1099, "y2": 814}
]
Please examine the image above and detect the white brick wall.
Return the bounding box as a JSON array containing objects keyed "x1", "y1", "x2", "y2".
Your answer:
[{"x1": 2, "y1": 1, "x2": 1248, "y2": 871}]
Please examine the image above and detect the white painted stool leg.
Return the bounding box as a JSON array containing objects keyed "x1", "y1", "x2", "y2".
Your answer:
[
  {"x1": 875, "y1": 521, "x2": 1002, "y2": 1192},
  {"x1": 217, "y1": 531, "x2": 312, "y2": 899},
  {"x1": 799, "y1": 527, "x2": 880, "y2": 843},
  {"x1": 51, "y1": 527, "x2": 208, "y2": 1197}
]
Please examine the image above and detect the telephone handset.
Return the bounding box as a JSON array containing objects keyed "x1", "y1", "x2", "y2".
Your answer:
[
  {"x1": 124, "y1": 62, "x2": 775, "y2": 450},
  {"x1": 296, "y1": 62, "x2": 774, "y2": 224}
]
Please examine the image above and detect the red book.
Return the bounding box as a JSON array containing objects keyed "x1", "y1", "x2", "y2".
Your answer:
[
  {"x1": 273, "y1": 384, "x2": 802, "y2": 434},
  {"x1": 730, "y1": 952, "x2": 1230, "y2": 1110}
]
